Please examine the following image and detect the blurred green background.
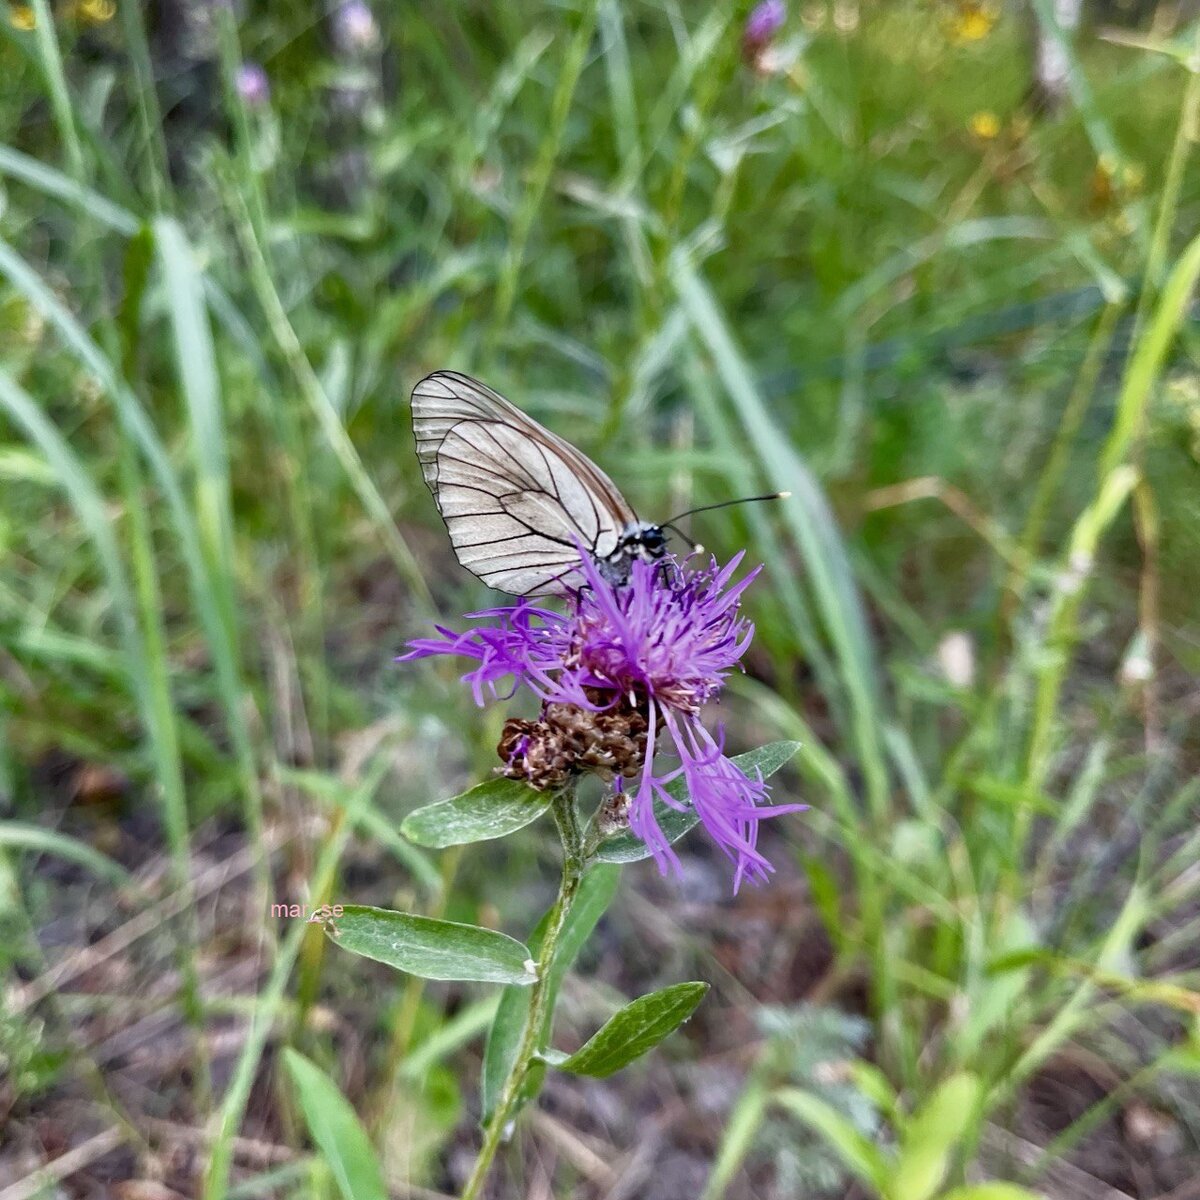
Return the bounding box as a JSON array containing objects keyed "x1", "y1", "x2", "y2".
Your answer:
[{"x1": 2, "y1": 0, "x2": 1200, "y2": 1196}]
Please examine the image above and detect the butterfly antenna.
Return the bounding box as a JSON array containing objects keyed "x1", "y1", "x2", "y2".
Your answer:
[
  {"x1": 665, "y1": 491, "x2": 791, "y2": 525},
  {"x1": 661, "y1": 522, "x2": 703, "y2": 554}
]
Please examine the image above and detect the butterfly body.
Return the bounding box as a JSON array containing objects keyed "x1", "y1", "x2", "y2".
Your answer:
[{"x1": 598, "y1": 521, "x2": 669, "y2": 586}]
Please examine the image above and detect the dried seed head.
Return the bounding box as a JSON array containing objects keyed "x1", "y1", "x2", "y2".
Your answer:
[
  {"x1": 497, "y1": 717, "x2": 572, "y2": 790},
  {"x1": 497, "y1": 696, "x2": 648, "y2": 790}
]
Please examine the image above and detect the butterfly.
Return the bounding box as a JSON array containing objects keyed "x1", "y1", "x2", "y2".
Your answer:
[{"x1": 411, "y1": 370, "x2": 786, "y2": 597}]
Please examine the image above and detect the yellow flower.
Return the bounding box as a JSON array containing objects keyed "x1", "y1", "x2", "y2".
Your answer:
[
  {"x1": 9, "y1": 4, "x2": 35, "y2": 29},
  {"x1": 947, "y1": 3, "x2": 996, "y2": 44},
  {"x1": 969, "y1": 110, "x2": 1001, "y2": 140},
  {"x1": 75, "y1": 0, "x2": 116, "y2": 22}
]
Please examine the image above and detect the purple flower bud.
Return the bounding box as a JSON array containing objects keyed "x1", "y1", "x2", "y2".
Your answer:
[
  {"x1": 235, "y1": 62, "x2": 270, "y2": 107},
  {"x1": 744, "y1": 0, "x2": 786, "y2": 52},
  {"x1": 333, "y1": 0, "x2": 378, "y2": 52}
]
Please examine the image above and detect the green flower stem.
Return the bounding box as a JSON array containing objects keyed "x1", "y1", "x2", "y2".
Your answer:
[{"x1": 460, "y1": 788, "x2": 585, "y2": 1200}]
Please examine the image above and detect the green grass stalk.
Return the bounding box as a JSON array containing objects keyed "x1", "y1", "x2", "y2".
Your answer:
[
  {"x1": 488, "y1": 0, "x2": 600, "y2": 348},
  {"x1": 203, "y1": 757, "x2": 391, "y2": 1200}
]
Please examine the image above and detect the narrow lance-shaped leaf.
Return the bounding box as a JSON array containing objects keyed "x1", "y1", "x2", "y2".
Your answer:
[
  {"x1": 0, "y1": 822, "x2": 131, "y2": 885},
  {"x1": 333, "y1": 906, "x2": 537, "y2": 986},
  {"x1": 401, "y1": 777, "x2": 552, "y2": 849},
  {"x1": 597, "y1": 741, "x2": 800, "y2": 864},
  {"x1": 894, "y1": 1072, "x2": 981, "y2": 1200},
  {"x1": 282, "y1": 1049, "x2": 387, "y2": 1200},
  {"x1": 557, "y1": 981, "x2": 708, "y2": 1078},
  {"x1": 772, "y1": 1087, "x2": 893, "y2": 1196},
  {"x1": 481, "y1": 863, "x2": 622, "y2": 1121}
]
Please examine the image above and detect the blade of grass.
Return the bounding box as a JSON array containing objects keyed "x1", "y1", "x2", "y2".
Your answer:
[
  {"x1": 225, "y1": 189, "x2": 433, "y2": 612},
  {"x1": 597, "y1": 0, "x2": 639, "y2": 168},
  {"x1": 673, "y1": 252, "x2": 890, "y2": 823},
  {"x1": 214, "y1": 7, "x2": 270, "y2": 244},
  {"x1": 1139, "y1": 28, "x2": 1200, "y2": 303},
  {"x1": 681, "y1": 349, "x2": 840, "y2": 713},
  {"x1": 0, "y1": 822, "x2": 132, "y2": 885},
  {"x1": 29, "y1": 0, "x2": 84, "y2": 182},
  {"x1": 488, "y1": 0, "x2": 599, "y2": 348},
  {"x1": 1098, "y1": 230, "x2": 1200, "y2": 477},
  {"x1": 155, "y1": 218, "x2": 237, "y2": 638},
  {"x1": 117, "y1": 0, "x2": 173, "y2": 211},
  {"x1": 1016, "y1": 300, "x2": 1124, "y2": 563},
  {"x1": 118, "y1": 434, "x2": 213, "y2": 1105},
  {"x1": 700, "y1": 1072, "x2": 771, "y2": 1200},
  {"x1": 397, "y1": 994, "x2": 500, "y2": 1081},
  {"x1": 614, "y1": 9, "x2": 727, "y2": 195},
  {"x1": 463, "y1": 27, "x2": 555, "y2": 186},
  {"x1": 279, "y1": 766, "x2": 442, "y2": 894},
  {"x1": 0, "y1": 366, "x2": 212, "y2": 1104},
  {"x1": 0, "y1": 144, "x2": 139, "y2": 234},
  {"x1": 1025, "y1": 231, "x2": 1200, "y2": 792},
  {"x1": 0, "y1": 238, "x2": 271, "y2": 917},
  {"x1": 1027, "y1": 0, "x2": 1125, "y2": 168},
  {"x1": 202, "y1": 755, "x2": 391, "y2": 1200}
]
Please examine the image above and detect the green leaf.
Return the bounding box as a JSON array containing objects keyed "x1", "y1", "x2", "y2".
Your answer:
[
  {"x1": 333, "y1": 906, "x2": 537, "y2": 985},
  {"x1": 282, "y1": 1049, "x2": 387, "y2": 1200},
  {"x1": 894, "y1": 1072, "x2": 981, "y2": 1200},
  {"x1": 802, "y1": 853, "x2": 845, "y2": 952},
  {"x1": 941, "y1": 1187, "x2": 1047, "y2": 1200},
  {"x1": 1160, "y1": 1036, "x2": 1200, "y2": 1075},
  {"x1": 955, "y1": 909, "x2": 1037, "y2": 1062},
  {"x1": 156, "y1": 217, "x2": 239, "y2": 665},
  {"x1": 543, "y1": 864, "x2": 623, "y2": 1014},
  {"x1": 701, "y1": 1079, "x2": 771, "y2": 1200},
  {"x1": 401, "y1": 778, "x2": 552, "y2": 849},
  {"x1": 596, "y1": 741, "x2": 800, "y2": 864},
  {"x1": 846, "y1": 1061, "x2": 898, "y2": 1119},
  {"x1": 482, "y1": 961, "x2": 543, "y2": 1123},
  {"x1": 0, "y1": 144, "x2": 139, "y2": 234},
  {"x1": 280, "y1": 767, "x2": 441, "y2": 893},
  {"x1": 117, "y1": 225, "x2": 154, "y2": 379},
  {"x1": 0, "y1": 821, "x2": 131, "y2": 885},
  {"x1": 0, "y1": 446, "x2": 57, "y2": 484},
  {"x1": 481, "y1": 864, "x2": 621, "y2": 1121},
  {"x1": 558, "y1": 981, "x2": 708, "y2": 1078},
  {"x1": 772, "y1": 1088, "x2": 893, "y2": 1196},
  {"x1": 398, "y1": 995, "x2": 500, "y2": 1083},
  {"x1": 673, "y1": 257, "x2": 888, "y2": 802}
]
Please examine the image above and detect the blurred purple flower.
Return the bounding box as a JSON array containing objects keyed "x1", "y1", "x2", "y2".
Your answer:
[
  {"x1": 402, "y1": 548, "x2": 803, "y2": 890},
  {"x1": 235, "y1": 62, "x2": 270, "y2": 107},
  {"x1": 333, "y1": 0, "x2": 378, "y2": 52},
  {"x1": 743, "y1": 0, "x2": 785, "y2": 63},
  {"x1": 745, "y1": 0, "x2": 785, "y2": 42}
]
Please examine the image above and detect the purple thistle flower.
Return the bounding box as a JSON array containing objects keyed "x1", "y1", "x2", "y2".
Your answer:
[
  {"x1": 743, "y1": 0, "x2": 786, "y2": 71},
  {"x1": 744, "y1": 0, "x2": 786, "y2": 49},
  {"x1": 235, "y1": 62, "x2": 270, "y2": 107},
  {"x1": 402, "y1": 548, "x2": 803, "y2": 890}
]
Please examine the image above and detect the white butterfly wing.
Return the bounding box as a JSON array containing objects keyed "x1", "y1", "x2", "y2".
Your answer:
[{"x1": 411, "y1": 371, "x2": 637, "y2": 597}]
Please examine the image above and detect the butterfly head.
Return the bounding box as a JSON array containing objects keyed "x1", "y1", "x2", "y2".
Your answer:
[
  {"x1": 622, "y1": 521, "x2": 669, "y2": 559},
  {"x1": 594, "y1": 522, "x2": 671, "y2": 587}
]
